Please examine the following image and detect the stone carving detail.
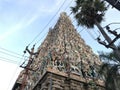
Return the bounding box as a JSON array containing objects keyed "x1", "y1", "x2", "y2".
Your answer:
[{"x1": 15, "y1": 12, "x2": 103, "y2": 90}]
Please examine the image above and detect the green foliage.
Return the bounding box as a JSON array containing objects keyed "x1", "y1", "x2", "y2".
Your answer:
[
  {"x1": 99, "y1": 44, "x2": 120, "y2": 63},
  {"x1": 99, "y1": 51, "x2": 120, "y2": 63},
  {"x1": 99, "y1": 44, "x2": 120, "y2": 90},
  {"x1": 71, "y1": 0, "x2": 108, "y2": 28}
]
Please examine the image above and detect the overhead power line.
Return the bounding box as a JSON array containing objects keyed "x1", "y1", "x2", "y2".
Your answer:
[
  {"x1": 0, "y1": 47, "x2": 24, "y2": 57},
  {"x1": 29, "y1": 0, "x2": 67, "y2": 45},
  {"x1": 35, "y1": 0, "x2": 74, "y2": 45},
  {"x1": 0, "y1": 50, "x2": 24, "y2": 60},
  {"x1": 78, "y1": 27, "x2": 86, "y2": 33},
  {"x1": 35, "y1": 13, "x2": 74, "y2": 45},
  {"x1": 6, "y1": 1, "x2": 76, "y2": 90},
  {"x1": 0, "y1": 47, "x2": 29, "y2": 59},
  {"x1": 2, "y1": 1, "x2": 74, "y2": 64},
  {"x1": 103, "y1": 22, "x2": 120, "y2": 28},
  {"x1": 0, "y1": 57, "x2": 19, "y2": 64},
  {"x1": 64, "y1": 0, "x2": 74, "y2": 11},
  {"x1": 85, "y1": 28, "x2": 97, "y2": 40},
  {"x1": 6, "y1": 56, "x2": 24, "y2": 90}
]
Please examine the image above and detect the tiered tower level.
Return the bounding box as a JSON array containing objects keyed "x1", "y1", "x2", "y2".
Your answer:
[{"x1": 13, "y1": 12, "x2": 105, "y2": 90}]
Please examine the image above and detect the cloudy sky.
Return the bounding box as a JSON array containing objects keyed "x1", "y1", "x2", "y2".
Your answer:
[{"x1": 0, "y1": 0, "x2": 120, "y2": 90}]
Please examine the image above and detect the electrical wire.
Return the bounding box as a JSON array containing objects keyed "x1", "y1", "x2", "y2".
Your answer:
[
  {"x1": 0, "y1": 47, "x2": 27, "y2": 57},
  {"x1": 72, "y1": 14, "x2": 98, "y2": 40},
  {"x1": 64, "y1": 0, "x2": 74, "y2": 11},
  {"x1": 7, "y1": 1, "x2": 99, "y2": 89},
  {"x1": 0, "y1": 47, "x2": 29, "y2": 61},
  {"x1": 113, "y1": 27, "x2": 120, "y2": 31},
  {"x1": 28, "y1": 0, "x2": 67, "y2": 46},
  {"x1": 35, "y1": 0, "x2": 74, "y2": 45},
  {"x1": 83, "y1": 27, "x2": 97, "y2": 40},
  {"x1": 0, "y1": 57, "x2": 18, "y2": 64},
  {"x1": 0, "y1": 50, "x2": 24, "y2": 60},
  {"x1": 71, "y1": 14, "x2": 100, "y2": 40},
  {"x1": 78, "y1": 27, "x2": 86, "y2": 33},
  {"x1": 35, "y1": 13, "x2": 74, "y2": 45},
  {"x1": 76, "y1": 24, "x2": 98, "y2": 41},
  {"x1": 103, "y1": 22, "x2": 120, "y2": 28},
  {"x1": 93, "y1": 29, "x2": 100, "y2": 37},
  {"x1": 6, "y1": 53, "x2": 25, "y2": 90},
  {"x1": 12, "y1": 2, "x2": 76, "y2": 86},
  {"x1": 0, "y1": 47, "x2": 29, "y2": 67},
  {"x1": 6, "y1": 56, "x2": 24, "y2": 90},
  {"x1": 3, "y1": 1, "x2": 76, "y2": 89}
]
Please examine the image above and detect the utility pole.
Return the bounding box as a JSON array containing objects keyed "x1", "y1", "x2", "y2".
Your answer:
[
  {"x1": 96, "y1": 22, "x2": 120, "y2": 61},
  {"x1": 20, "y1": 45, "x2": 39, "y2": 90}
]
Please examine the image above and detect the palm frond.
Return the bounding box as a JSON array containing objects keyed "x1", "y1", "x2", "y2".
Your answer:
[
  {"x1": 71, "y1": 0, "x2": 108, "y2": 28},
  {"x1": 99, "y1": 63, "x2": 110, "y2": 76},
  {"x1": 99, "y1": 51, "x2": 120, "y2": 64},
  {"x1": 70, "y1": 7, "x2": 78, "y2": 14}
]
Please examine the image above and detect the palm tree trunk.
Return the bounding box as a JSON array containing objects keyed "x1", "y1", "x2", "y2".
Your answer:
[
  {"x1": 95, "y1": 20, "x2": 120, "y2": 62},
  {"x1": 95, "y1": 20, "x2": 114, "y2": 46},
  {"x1": 113, "y1": 78, "x2": 119, "y2": 90}
]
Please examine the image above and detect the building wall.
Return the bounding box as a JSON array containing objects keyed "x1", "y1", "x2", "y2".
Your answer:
[
  {"x1": 12, "y1": 12, "x2": 105, "y2": 90},
  {"x1": 33, "y1": 68, "x2": 105, "y2": 90}
]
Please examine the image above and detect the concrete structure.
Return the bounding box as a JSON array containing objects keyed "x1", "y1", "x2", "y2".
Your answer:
[
  {"x1": 33, "y1": 68, "x2": 105, "y2": 90},
  {"x1": 12, "y1": 12, "x2": 105, "y2": 90}
]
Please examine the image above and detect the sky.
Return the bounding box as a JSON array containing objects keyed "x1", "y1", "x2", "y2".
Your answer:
[{"x1": 0, "y1": 0, "x2": 120, "y2": 90}]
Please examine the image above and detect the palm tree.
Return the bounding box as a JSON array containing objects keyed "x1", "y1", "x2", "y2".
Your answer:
[
  {"x1": 99, "y1": 44, "x2": 120, "y2": 90},
  {"x1": 71, "y1": 0, "x2": 107, "y2": 28},
  {"x1": 71, "y1": 0, "x2": 113, "y2": 43},
  {"x1": 71, "y1": 0, "x2": 120, "y2": 62},
  {"x1": 71, "y1": 0, "x2": 120, "y2": 90},
  {"x1": 99, "y1": 45, "x2": 120, "y2": 63},
  {"x1": 99, "y1": 63, "x2": 120, "y2": 90}
]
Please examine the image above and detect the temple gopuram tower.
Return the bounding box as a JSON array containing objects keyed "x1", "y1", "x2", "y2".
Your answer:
[{"x1": 12, "y1": 12, "x2": 105, "y2": 90}]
